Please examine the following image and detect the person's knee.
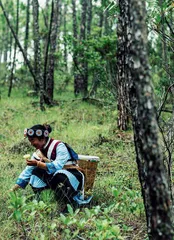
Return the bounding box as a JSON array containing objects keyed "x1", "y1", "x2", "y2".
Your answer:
[{"x1": 50, "y1": 173, "x2": 67, "y2": 189}]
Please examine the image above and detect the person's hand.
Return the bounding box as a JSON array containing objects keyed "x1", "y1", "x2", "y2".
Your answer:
[{"x1": 26, "y1": 159, "x2": 38, "y2": 166}]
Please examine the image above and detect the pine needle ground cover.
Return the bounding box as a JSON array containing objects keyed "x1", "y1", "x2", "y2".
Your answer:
[{"x1": 0, "y1": 89, "x2": 148, "y2": 240}]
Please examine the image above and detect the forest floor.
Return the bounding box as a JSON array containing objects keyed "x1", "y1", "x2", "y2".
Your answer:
[{"x1": 0, "y1": 88, "x2": 150, "y2": 240}]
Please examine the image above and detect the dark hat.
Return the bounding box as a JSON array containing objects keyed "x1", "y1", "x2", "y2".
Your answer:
[{"x1": 24, "y1": 124, "x2": 52, "y2": 138}]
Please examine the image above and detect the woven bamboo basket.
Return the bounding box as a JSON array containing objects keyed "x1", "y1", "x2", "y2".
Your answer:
[{"x1": 77, "y1": 155, "x2": 100, "y2": 191}]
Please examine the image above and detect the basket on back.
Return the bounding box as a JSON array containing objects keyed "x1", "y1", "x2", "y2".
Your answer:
[{"x1": 77, "y1": 155, "x2": 100, "y2": 191}]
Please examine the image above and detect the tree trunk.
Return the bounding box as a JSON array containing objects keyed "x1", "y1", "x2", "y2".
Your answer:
[
  {"x1": 128, "y1": 0, "x2": 174, "y2": 239},
  {"x1": 56, "y1": 0, "x2": 62, "y2": 53},
  {"x1": 3, "y1": 20, "x2": 9, "y2": 63},
  {"x1": 32, "y1": 0, "x2": 45, "y2": 110},
  {"x1": 8, "y1": 0, "x2": 19, "y2": 97},
  {"x1": 89, "y1": 0, "x2": 103, "y2": 96},
  {"x1": 9, "y1": 32, "x2": 13, "y2": 62},
  {"x1": 24, "y1": 0, "x2": 30, "y2": 57},
  {"x1": 0, "y1": 0, "x2": 37, "y2": 86},
  {"x1": 169, "y1": 7, "x2": 173, "y2": 86},
  {"x1": 104, "y1": 9, "x2": 109, "y2": 35},
  {"x1": 45, "y1": 0, "x2": 59, "y2": 104},
  {"x1": 43, "y1": 0, "x2": 53, "y2": 96},
  {"x1": 63, "y1": 2, "x2": 68, "y2": 71},
  {"x1": 87, "y1": 0, "x2": 92, "y2": 37},
  {"x1": 98, "y1": 0, "x2": 103, "y2": 37},
  {"x1": 45, "y1": 0, "x2": 50, "y2": 28},
  {"x1": 32, "y1": 0, "x2": 41, "y2": 91},
  {"x1": 74, "y1": 0, "x2": 88, "y2": 97},
  {"x1": 72, "y1": 0, "x2": 79, "y2": 94},
  {"x1": 42, "y1": 0, "x2": 50, "y2": 66},
  {"x1": 89, "y1": 71, "x2": 100, "y2": 97},
  {"x1": 116, "y1": 0, "x2": 130, "y2": 130}
]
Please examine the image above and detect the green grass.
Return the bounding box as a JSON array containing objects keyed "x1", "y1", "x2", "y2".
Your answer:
[{"x1": 0, "y1": 87, "x2": 148, "y2": 240}]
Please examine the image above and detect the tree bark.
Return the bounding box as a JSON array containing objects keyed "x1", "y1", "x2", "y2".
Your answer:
[
  {"x1": 45, "y1": 0, "x2": 59, "y2": 104},
  {"x1": 116, "y1": 0, "x2": 130, "y2": 130},
  {"x1": 74, "y1": 0, "x2": 88, "y2": 97},
  {"x1": 87, "y1": 0, "x2": 92, "y2": 37},
  {"x1": 104, "y1": 9, "x2": 109, "y2": 35},
  {"x1": 98, "y1": 0, "x2": 103, "y2": 37},
  {"x1": 63, "y1": 1, "x2": 68, "y2": 71},
  {"x1": 32, "y1": 0, "x2": 41, "y2": 91},
  {"x1": 32, "y1": 0, "x2": 45, "y2": 110},
  {"x1": 8, "y1": 0, "x2": 19, "y2": 97},
  {"x1": 72, "y1": 0, "x2": 79, "y2": 94},
  {"x1": 56, "y1": 0, "x2": 62, "y2": 53},
  {"x1": 43, "y1": 0, "x2": 53, "y2": 94},
  {"x1": 3, "y1": 0, "x2": 9, "y2": 64},
  {"x1": 0, "y1": 0, "x2": 37, "y2": 85},
  {"x1": 89, "y1": 0, "x2": 103, "y2": 96},
  {"x1": 128, "y1": 0, "x2": 174, "y2": 239},
  {"x1": 24, "y1": 0, "x2": 30, "y2": 57}
]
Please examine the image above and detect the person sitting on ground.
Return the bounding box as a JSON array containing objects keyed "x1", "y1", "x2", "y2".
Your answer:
[{"x1": 10, "y1": 124, "x2": 89, "y2": 210}]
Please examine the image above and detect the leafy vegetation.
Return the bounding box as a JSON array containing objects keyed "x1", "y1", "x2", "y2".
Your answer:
[
  {"x1": 0, "y1": 86, "x2": 148, "y2": 240},
  {"x1": 0, "y1": 0, "x2": 173, "y2": 238}
]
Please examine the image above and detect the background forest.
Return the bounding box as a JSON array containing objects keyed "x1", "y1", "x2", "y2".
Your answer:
[{"x1": 0, "y1": 0, "x2": 174, "y2": 239}]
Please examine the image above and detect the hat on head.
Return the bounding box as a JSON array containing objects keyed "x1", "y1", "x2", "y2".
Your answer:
[{"x1": 24, "y1": 124, "x2": 52, "y2": 138}]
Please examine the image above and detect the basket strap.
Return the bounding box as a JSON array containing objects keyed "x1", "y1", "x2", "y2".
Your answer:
[
  {"x1": 63, "y1": 165, "x2": 86, "y2": 197},
  {"x1": 63, "y1": 164, "x2": 85, "y2": 175}
]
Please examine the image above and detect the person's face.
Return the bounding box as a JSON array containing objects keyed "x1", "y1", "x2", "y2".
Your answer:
[{"x1": 28, "y1": 137, "x2": 46, "y2": 150}]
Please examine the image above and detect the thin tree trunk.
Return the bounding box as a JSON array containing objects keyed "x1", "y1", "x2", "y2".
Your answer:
[
  {"x1": 104, "y1": 9, "x2": 109, "y2": 35},
  {"x1": 32, "y1": 0, "x2": 45, "y2": 110},
  {"x1": 43, "y1": 0, "x2": 53, "y2": 93},
  {"x1": 56, "y1": 0, "x2": 62, "y2": 53},
  {"x1": 45, "y1": 0, "x2": 59, "y2": 104},
  {"x1": 72, "y1": 0, "x2": 79, "y2": 94},
  {"x1": 169, "y1": 8, "x2": 173, "y2": 85},
  {"x1": 80, "y1": 0, "x2": 88, "y2": 97},
  {"x1": 89, "y1": 0, "x2": 103, "y2": 96},
  {"x1": 24, "y1": 0, "x2": 30, "y2": 57},
  {"x1": 98, "y1": 0, "x2": 103, "y2": 37},
  {"x1": 3, "y1": 22, "x2": 8, "y2": 63},
  {"x1": 45, "y1": 0, "x2": 50, "y2": 28},
  {"x1": 3, "y1": 27, "x2": 8, "y2": 63},
  {"x1": 89, "y1": 71, "x2": 100, "y2": 97},
  {"x1": 116, "y1": 0, "x2": 130, "y2": 130},
  {"x1": 32, "y1": 0, "x2": 41, "y2": 91},
  {"x1": 74, "y1": 0, "x2": 88, "y2": 97},
  {"x1": 42, "y1": 0, "x2": 50, "y2": 63},
  {"x1": 159, "y1": 0, "x2": 169, "y2": 79},
  {"x1": 9, "y1": 33, "x2": 13, "y2": 62},
  {"x1": 8, "y1": 0, "x2": 19, "y2": 97},
  {"x1": 87, "y1": 0, "x2": 92, "y2": 37},
  {"x1": 63, "y1": 2, "x2": 68, "y2": 71},
  {"x1": 0, "y1": 0, "x2": 37, "y2": 85}
]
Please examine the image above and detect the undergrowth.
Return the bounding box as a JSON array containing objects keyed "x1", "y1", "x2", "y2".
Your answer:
[{"x1": 0, "y1": 87, "x2": 147, "y2": 240}]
